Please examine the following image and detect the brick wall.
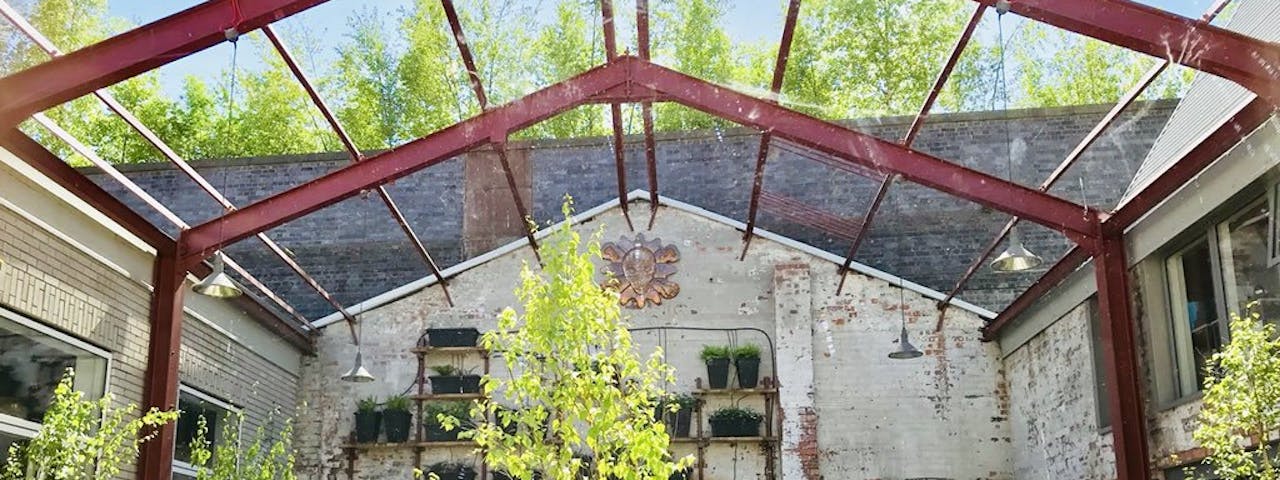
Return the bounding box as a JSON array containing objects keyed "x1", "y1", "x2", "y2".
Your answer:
[
  {"x1": 0, "y1": 203, "x2": 300, "y2": 478},
  {"x1": 83, "y1": 101, "x2": 1175, "y2": 319}
]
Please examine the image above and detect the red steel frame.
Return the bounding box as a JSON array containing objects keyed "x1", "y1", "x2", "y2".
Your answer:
[
  {"x1": 741, "y1": 0, "x2": 802, "y2": 259},
  {"x1": 637, "y1": 0, "x2": 660, "y2": 228},
  {"x1": 0, "y1": 2, "x2": 1275, "y2": 480},
  {"x1": 440, "y1": 0, "x2": 542, "y2": 263},
  {"x1": 600, "y1": 0, "x2": 635, "y2": 231}
]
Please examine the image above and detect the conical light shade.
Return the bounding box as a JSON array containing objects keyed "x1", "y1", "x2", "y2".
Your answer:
[
  {"x1": 193, "y1": 254, "x2": 243, "y2": 298},
  {"x1": 888, "y1": 326, "x2": 923, "y2": 360},
  {"x1": 991, "y1": 228, "x2": 1043, "y2": 272},
  {"x1": 341, "y1": 351, "x2": 375, "y2": 383}
]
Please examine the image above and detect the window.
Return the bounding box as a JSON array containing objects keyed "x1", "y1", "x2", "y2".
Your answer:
[
  {"x1": 1086, "y1": 297, "x2": 1110, "y2": 428},
  {"x1": 172, "y1": 386, "x2": 238, "y2": 479},
  {"x1": 1164, "y1": 192, "x2": 1280, "y2": 399},
  {"x1": 0, "y1": 307, "x2": 110, "y2": 467}
]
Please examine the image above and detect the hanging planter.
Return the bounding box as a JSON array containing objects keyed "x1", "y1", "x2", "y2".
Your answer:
[
  {"x1": 424, "y1": 401, "x2": 471, "y2": 441},
  {"x1": 353, "y1": 397, "x2": 382, "y2": 443},
  {"x1": 426, "y1": 328, "x2": 481, "y2": 347},
  {"x1": 708, "y1": 407, "x2": 763, "y2": 438},
  {"x1": 700, "y1": 346, "x2": 731, "y2": 389},
  {"x1": 733, "y1": 344, "x2": 762, "y2": 389},
  {"x1": 429, "y1": 365, "x2": 483, "y2": 394},
  {"x1": 382, "y1": 395, "x2": 413, "y2": 443},
  {"x1": 428, "y1": 462, "x2": 477, "y2": 480}
]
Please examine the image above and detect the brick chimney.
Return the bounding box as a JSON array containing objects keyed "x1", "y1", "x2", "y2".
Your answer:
[{"x1": 463, "y1": 146, "x2": 533, "y2": 257}]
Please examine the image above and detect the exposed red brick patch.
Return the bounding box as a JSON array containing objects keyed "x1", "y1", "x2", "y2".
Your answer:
[{"x1": 792, "y1": 406, "x2": 821, "y2": 480}]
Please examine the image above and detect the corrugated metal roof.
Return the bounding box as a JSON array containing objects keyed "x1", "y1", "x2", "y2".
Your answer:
[{"x1": 1120, "y1": 0, "x2": 1279, "y2": 205}]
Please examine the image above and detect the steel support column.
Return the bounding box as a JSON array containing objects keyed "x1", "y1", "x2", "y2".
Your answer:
[
  {"x1": 637, "y1": 0, "x2": 660, "y2": 228},
  {"x1": 137, "y1": 244, "x2": 185, "y2": 480},
  {"x1": 1094, "y1": 230, "x2": 1151, "y2": 480},
  {"x1": 600, "y1": 0, "x2": 635, "y2": 231},
  {"x1": 973, "y1": 0, "x2": 1280, "y2": 105}
]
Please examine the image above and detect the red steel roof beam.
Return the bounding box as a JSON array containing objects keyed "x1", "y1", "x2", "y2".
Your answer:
[
  {"x1": 940, "y1": 0, "x2": 1236, "y2": 312},
  {"x1": 973, "y1": 0, "x2": 1280, "y2": 106},
  {"x1": 600, "y1": 0, "x2": 635, "y2": 231},
  {"x1": 440, "y1": 0, "x2": 542, "y2": 263},
  {"x1": 262, "y1": 25, "x2": 454, "y2": 307},
  {"x1": 837, "y1": 4, "x2": 986, "y2": 295},
  {"x1": 0, "y1": 0, "x2": 330, "y2": 127},
  {"x1": 741, "y1": 0, "x2": 802, "y2": 260},
  {"x1": 637, "y1": 0, "x2": 660, "y2": 228}
]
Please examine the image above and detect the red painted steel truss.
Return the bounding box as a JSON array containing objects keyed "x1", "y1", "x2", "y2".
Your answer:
[{"x1": 1, "y1": 2, "x2": 1278, "y2": 480}]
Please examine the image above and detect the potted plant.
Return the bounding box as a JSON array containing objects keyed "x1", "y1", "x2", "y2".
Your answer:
[
  {"x1": 660, "y1": 394, "x2": 695, "y2": 438},
  {"x1": 700, "y1": 345, "x2": 731, "y2": 389},
  {"x1": 425, "y1": 327, "x2": 481, "y2": 347},
  {"x1": 353, "y1": 397, "x2": 381, "y2": 443},
  {"x1": 429, "y1": 364, "x2": 482, "y2": 394},
  {"x1": 424, "y1": 401, "x2": 471, "y2": 441},
  {"x1": 708, "y1": 406, "x2": 763, "y2": 438},
  {"x1": 383, "y1": 395, "x2": 413, "y2": 443},
  {"x1": 732, "y1": 344, "x2": 762, "y2": 388},
  {"x1": 669, "y1": 468, "x2": 692, "y2": 480},
  {"x1": 427, "y1": 461, "x2": 478, "y2": 480}
]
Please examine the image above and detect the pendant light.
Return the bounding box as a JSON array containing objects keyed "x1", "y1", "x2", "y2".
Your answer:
[
  {"x1": 989, "y1": 0, "x2": 1043, "y2": 273},
  {"x1": 888, "y1": 280, "x2": 923, "y2": 360},
  {"x1": 341, "y1": 319, "x2": 375, "y2": 382},
  {"x1": 193, "y1": 252, "x2": 243, "y2": 298}
]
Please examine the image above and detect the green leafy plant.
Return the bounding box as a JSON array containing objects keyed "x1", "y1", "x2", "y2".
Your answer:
[
  {"x1": 188, "y1": 411, "x2": 299, "y2": 480},
  {"x1": 699, "y1": 345, "x2": 730, "y2": 361},
  {"x1": 708, "y1": 407, "x2": 763, "y2": 423},
  {"x1": 385, "y1": 395, "x2": 412, "y2": 412},
  {"x1": 431, "y1": 364, "x2": 459, "y2": 376},
  {"x1": 663, "y1": 394, "x2": 697, "y2": 412},
  {"x1": 426, "y1": 401, "x2": 471, "y2": 427},
  {"x1": 356, "y1": 397, "x2": 380, "y2": 412},
  {"x1": 0, "y1": 368, "x2": 177, "y2": 480},
  {"x1": 1192, "y1": 303, "x2": 1280, "y2": 480},
  {"x1": 731, "y1": 344, "x2": 761, "y2": 360},
  {"x1": 455, "y1": 198, "x2": 694, "y2": 480}
]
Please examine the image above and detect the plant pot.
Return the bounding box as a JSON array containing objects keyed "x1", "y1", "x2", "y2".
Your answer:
[
  {"x1": 493, "y1": 471, "x2": 543, "y2": 480},
  {"x1": 735, "y1": 357, "x2": 760, "y2": 389},
  {"x1": 709, "y1": 416, "x2": 760, "y2": 438},
  {"x1": 704, "y1": 358, "x2": 730, "y2": 389},
  {"x1": 460, "y1": 375, "x2": 481, "y2": 393},
  {"x1": 424, "y1": 422, "x2": 460, "y2": 442},
  {"x1": 353, "y1": 410, "x2": 382, "y2": 443},
  {"x1": 383, "y1": 409, "x2": 412, "y2": 443},
  {"x1": 429, "y1": 464, "x2": 477, "y2": 480},
  {"x1": 668, "y1": 407, "x2": 692, "y2": 438},
  {"x1": 427, "y1": 328, "x2": 481, "y2": 347},
  {"x1": 429, "y1": 375, "x2": 482, "y2": 394},
  {"x1": 669, "y1": 469, "x2": 692, "y2": 480}
]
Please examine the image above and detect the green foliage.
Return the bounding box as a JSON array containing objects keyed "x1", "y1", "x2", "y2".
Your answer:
[
  {"x1": 427, "y1": 401, "x2": 472, "y2": 427},
  {"x1": 662, "y1": 394, "x2": 697, "y2": 412},
  {"x1": 356, "y1": 397, "x2": 380, "y2": 413},
  {"x1": 187, "y1": 411, "x2": 298, "y2": 480},
  {"x1": 731, "y1": 344, "x2": 761, "y2": 360},
  {"x1": 699, "y1": 345, "x2": 730, "y2": 361},
  {"x1": 1192, "y1": 303, "x2": 1280, "y2": 480},
  {"x1": 431, "y1": 364, "x2": 459, "y2": 376},
  {"x1": 0, "y1": 369, "x2": 177, "y2": 480},
  {"x1": 385, "y1": 395, "x2": 412, "y2": 412},
  {"x1": 459, "y1": 198, "x2": 694, "y2": 480},
  {"x1": 708, "y1": 407, "x2": 762, "y2": 424}
]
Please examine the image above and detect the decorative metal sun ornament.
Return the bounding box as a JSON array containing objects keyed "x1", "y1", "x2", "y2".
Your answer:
[{"x1": 601, "y1": 234, "x2": 680, "y2": 308}]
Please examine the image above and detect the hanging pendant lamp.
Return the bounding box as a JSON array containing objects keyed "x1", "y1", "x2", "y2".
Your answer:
[
  {"x1": 341, "y1": 351, "x2": 376, "y2": 383},
  {"x1": 888, "y1": 281, "x2": 923, "y2": 360},
  {"x1": 193, "y1": 253, "x2": 243, "y2": 298},
  {"x1": 988, "y1": 2, "x2": 1043, "y2": 274}
]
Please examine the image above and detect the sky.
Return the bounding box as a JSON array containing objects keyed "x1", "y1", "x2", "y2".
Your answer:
[{"x1": 99, "y1": 0, "x2": 1223, "y2": 97}]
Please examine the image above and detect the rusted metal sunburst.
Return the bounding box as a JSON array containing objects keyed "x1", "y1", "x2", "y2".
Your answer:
[{"x1": 601, "y1": 234, "x2": 680, "y2": 308}]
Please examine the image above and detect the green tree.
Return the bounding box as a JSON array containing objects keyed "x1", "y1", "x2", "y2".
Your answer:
[
  {"x1": 448, "y1": 199, "x2": 693, "y2": 480},
  {"x1": 187, "y1": 413, "x2": 297, "y2": 480},
  {"x1": 1192, "y1": 304, "x2": 1280, "y2": 480},
  {"x1": 652, "y1": 0, "x2": 748, "y2": 131},
  {"x1": 333, "y1": 8, "x2": 410, "y2": 150},
  {"x1": 524, "y1": 0, "x2": 608, "y2": 139},
  {"x1": 211, "y1": 36, "x2": 334, "y2": 158},
  {"x1": 397, "y1": 0, "x2": 472, "y2": 140},
  {"x1": 0, "y1": 369, "x2": 177, "y2": 480}
]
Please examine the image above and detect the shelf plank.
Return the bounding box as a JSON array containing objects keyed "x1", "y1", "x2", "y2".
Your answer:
[
  {"x1": 706, "y1": 436, "x2": 777, "y2": 443},
  {"x1": 692, "y1": 388, "x2": 778, "y2": 396},
  {"x1": 411, "y1": 393, "x2": 484, "y2": 401},
  {"x1": 344, "y1": 440, "x2": 478, "y2": 450},
  {"x1": 411, "y1": 346, "x2": 487, "y2": 354}
]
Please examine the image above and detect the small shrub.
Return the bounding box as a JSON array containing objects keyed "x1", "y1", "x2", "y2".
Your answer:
[
  {"x1": 731, "y1": 344, "x2": 761, "y2": 360},
  {"x1": 708, "y1": 407, "x2": 762, "y2": 423},
  {"x1": 385, "y1": 395, "x2": 412, "y2": 412},
  {"x1": 431, "y1": 364, "x2": 459, "y2": 376},
  {"x1": 426, "y1": 401, "x2": 471, "y2": 427},
  {"x1": 357, "y1": 397, "x2": 380, "y2": 412},
  {"x1": 699, "y1": 345, "x2": 730, "y2": 361}
]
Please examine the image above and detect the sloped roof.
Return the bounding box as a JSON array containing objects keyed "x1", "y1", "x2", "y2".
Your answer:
[
  {"x1": 307, "y1": 190, "x2": 997, "y2": 329},
  {"x1": 1121, "y1": 0, "x2": 1279, "y2": 205}
]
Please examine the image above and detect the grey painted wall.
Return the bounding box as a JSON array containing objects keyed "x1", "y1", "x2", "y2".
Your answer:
[{"x1": 82, "y1": 101, "x2": 1175, "y2": 319}]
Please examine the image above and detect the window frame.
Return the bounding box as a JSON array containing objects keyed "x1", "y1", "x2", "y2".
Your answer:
[
  {"x1": 0, "y1": 306, "x2": 112, "y2": 442},
  {"x1": 1164, "y1": 233, "x2": 1231, "y2": 399},
  {"x1": 171, "y1": 385, "x2": 240, "y2": 479},
  {"x1": 1085, "y1": 296, "x2": 1111, "y2": 430}
]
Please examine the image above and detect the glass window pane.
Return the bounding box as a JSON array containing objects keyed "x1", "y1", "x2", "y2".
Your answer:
[
  {"x1": 1218, "y1": 200, "x2": 1280, "y2": 323},
  {"x1": 0, "y1": 431, "x2": 28, "y2": 470},
  {"x1": 1168, "y1": 237, "x2": 1223, "y2": 394},
  {"x1": 174, "y1": 390, "x2": 234, "y2": 465},
  {"x1": 0, "y1": 312, "x2": 108, "y2": 425}
]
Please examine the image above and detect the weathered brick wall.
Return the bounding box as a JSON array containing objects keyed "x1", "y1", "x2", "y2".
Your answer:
[
  {"x1": 0, "y1": 199, "x2": 300, "y2": 478},
  {"x1": 84, "y1": 102, "x2": 1174, "y2": 320},
  {"x1": 295, "y1": 202, "x2": 1012, "y2": 479}
]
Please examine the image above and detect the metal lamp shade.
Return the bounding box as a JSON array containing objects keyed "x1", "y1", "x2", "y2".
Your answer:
[
  {"x1": 990, "y1": 229, "x2": 1043, "y2": 272},
  {"x1": 888, "y1": 326, "x2": 923, "y2": 360},
  {"x1": 341, "y1": 351, "x2": 375, "y2": 383},
  {"x1": 193, "y1": 254, "x2": 243, "y2": 298}
]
